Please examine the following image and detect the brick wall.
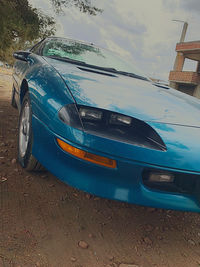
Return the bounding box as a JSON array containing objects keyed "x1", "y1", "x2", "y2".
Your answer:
[
  {"x1": 176, "y1": 42, "x2": 200, "y2": 52},
  {"x1": 174, "y1": 53, "x2": 185, "y2": 71},
  {"x1": 169, "y1": 71, "x2": 200, "y2": 84}
]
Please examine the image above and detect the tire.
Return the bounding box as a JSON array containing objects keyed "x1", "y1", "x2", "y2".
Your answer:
[
  {"x1": 18, "y1": 92, "x2": 44, "y2": 171},
  {"x1": 11, "y1": 85, "x2": 17, "y2": 109}
]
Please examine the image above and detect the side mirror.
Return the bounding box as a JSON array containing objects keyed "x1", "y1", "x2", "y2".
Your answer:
[{"x1": 13, "y1": 51, "x2": 31, "y2": 62}]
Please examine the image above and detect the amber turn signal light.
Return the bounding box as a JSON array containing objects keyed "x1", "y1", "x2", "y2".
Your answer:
[{"x1": 57, "y1": 138, "x2": 117, "y2": 169}]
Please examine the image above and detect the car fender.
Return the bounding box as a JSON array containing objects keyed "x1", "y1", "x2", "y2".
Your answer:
[{"x1": 22, "y1": 54, "x2": 75, "y2": 126}]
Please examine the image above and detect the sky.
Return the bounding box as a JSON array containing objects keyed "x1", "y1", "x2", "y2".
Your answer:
[{"x1": 30, "y1": 0, "x2": 200, "y2": 81}]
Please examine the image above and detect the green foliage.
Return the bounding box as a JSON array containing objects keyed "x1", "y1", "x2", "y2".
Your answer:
[
  {"x1": 0, "y1": 0, "x2": 102, "y2": 64},
  {"x1": 0, "y1": 0, "x2": 56, "y2": 64},
  {"x1": 51, "y1": 0, "x2": 103, "y2": 15}
]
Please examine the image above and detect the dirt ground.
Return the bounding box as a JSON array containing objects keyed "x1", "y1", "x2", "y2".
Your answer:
[{"x1": 0, "y1": 69, "x2": 200, "y2": 267}]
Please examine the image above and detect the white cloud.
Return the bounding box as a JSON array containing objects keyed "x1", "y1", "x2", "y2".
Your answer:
[{"x1": 30, "y1": 0, "x2": 200, "y2": 80}]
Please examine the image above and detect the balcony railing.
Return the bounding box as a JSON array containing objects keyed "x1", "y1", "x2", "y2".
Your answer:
[
  {"x1": 176, "y1": 41, "x2": 200, "y2": 52},
  {"x1": 169, "y1": 71, "x2": 200, "y2": 85}
]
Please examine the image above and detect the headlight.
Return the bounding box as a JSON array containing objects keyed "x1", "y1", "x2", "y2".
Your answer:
[
  {"x1": 110, "y1": 113, "x2": 132, "y2": 125},
  {"x1": 59, "y1": 104, "x2": 166, "y2": 151},
  {"x1": 79, "y1": 107, "x2": 103, "y2": 121}
]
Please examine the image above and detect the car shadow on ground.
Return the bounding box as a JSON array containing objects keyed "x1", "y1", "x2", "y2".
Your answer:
[{"x1": 0, "y1": 90, "x2": 200, "y2": 266}]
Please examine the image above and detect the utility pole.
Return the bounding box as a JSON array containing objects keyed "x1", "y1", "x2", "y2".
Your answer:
[
  {"x1": 173, "y1": 20, "x2": 188, "y2": 43},
  {"x1": 170, "y1": 20, "x2": 188, "y2": 88}
]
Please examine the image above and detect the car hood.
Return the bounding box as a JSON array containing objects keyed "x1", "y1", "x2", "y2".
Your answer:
[{"x1": 46, "y1": 57, "x2": 200, "y2": 127}]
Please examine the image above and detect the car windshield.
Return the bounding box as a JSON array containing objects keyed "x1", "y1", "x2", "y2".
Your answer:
[{"x1": 42, "y1": 38, "x2": 147, "y2": 79}]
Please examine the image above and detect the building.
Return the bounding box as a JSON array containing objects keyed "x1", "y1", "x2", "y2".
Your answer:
[{"x1": 169, "y1": 40, "x2": 200, "y2": 98}]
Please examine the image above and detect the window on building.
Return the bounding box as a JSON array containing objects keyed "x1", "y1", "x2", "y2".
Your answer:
[{"x1": 182, "y1": 58, "x2": 198, "y2": 72}]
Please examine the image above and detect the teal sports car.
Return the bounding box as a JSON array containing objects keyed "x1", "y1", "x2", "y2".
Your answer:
[{"x1": 12, "y1": 37, "x2": 200, "y2": 212}]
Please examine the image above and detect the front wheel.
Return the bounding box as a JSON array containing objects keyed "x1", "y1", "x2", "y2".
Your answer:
[{"x1": 18, "y1": 92, "x2": 44, "y2": 171}]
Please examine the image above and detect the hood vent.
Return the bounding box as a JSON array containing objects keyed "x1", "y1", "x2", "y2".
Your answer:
[
  {"x1": 152, "y1": 83, "x2": 170, "y2": 90},
  {"x1": 77, "y1": 67, "x2": 117, "y2": 77}
]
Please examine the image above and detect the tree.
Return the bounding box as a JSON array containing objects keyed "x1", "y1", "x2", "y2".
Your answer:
[
  {"x1": 51, "y1": 0, "x2": 102, "y2": 15},
  {"x1": 0, "y1": 0, "x2": 102, "y2": 64}
]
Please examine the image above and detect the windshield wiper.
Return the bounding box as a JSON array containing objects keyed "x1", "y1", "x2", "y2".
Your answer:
[
  {"x1": 113, "y1": 70, "x2": 148, "y2": 81},
  {"x1": 79, "y1": 66, "x2": 148, "y2": 81},
  {"x1": 47, "y1": 55, "x2": 118, "y2": 72},
  {"x1": 47, "y1": 55, "x2": 87, "y2": 66},
  {"x1": 46, "y1": 55, "x2": 148, "y2": 81}
]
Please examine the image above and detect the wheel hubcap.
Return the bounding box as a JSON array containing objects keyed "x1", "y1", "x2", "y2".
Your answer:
[{"x1": 19, "y1": 101, "x2": 30, "y2": 157}]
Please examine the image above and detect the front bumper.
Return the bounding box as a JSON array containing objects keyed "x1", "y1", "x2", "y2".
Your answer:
[{"x1": 32, "y1": 115, "x2": 200, "y2": 212}]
